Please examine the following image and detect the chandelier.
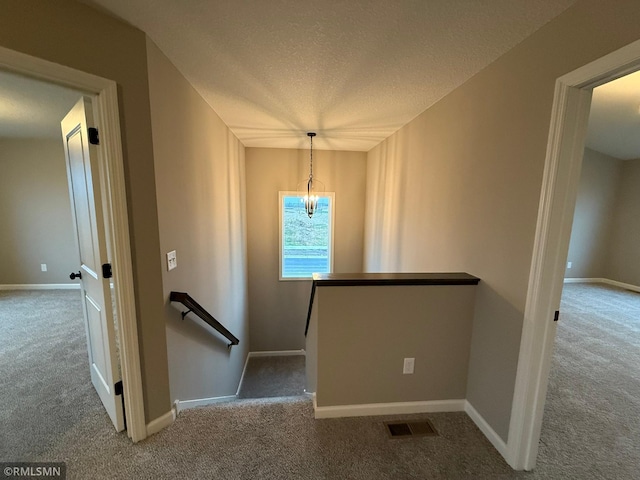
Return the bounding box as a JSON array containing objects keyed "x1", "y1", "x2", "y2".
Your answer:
[{"x1": 299, "y1": 132, "x2": 324, "y2": 218}]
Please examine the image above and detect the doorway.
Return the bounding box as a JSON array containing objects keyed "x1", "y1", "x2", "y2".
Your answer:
[
  {"x1": 541, "y1": 68, "x2": 640, "y2": 473},
  {"x1": 0, "y1": 68, "x2": 123, "y2": 457},
  {"x1": 508, "y1": 39, "x2": 640, "y2": 470},
  {"x1": 0, "y1": 46, "x2": 146, "y2": 443}
]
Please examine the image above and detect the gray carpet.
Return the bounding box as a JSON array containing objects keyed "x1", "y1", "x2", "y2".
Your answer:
[
  {"x1": 40, "y1": 396, "x2": 518, "y2": 479},
  {"x1": 0, "y1": 289, "x2": 110, "y2": 461},
  {"x1": 3, "y1": 284, "x2": 640, "y2": 478},
  {"x1": 237, "y1": 355, "x2": 306, "y2": 398},
  {"x1": 534, "y1": 282, "x2": 640, "y2": 479}
]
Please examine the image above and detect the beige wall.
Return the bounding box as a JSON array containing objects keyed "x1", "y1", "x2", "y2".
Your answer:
[
  {"x1": 246, "y1": 148, "x2": 366, "y2": 351},
  {"x1": 607, "y1": 158, "x2": 640, "y2": 286},
  {"x1": 364, "y1": 0, "x2": 640, "y2": 441},
  {"x1": 566, "y1": 152, "x2": 640, "y2": 287},
  {"x1": 566, "y1": 148, "x2": 622, "y2": 278},
  {"x1": 0, "y1": 138, "x2": 79, "y2": 285},
  {"x1": 146, "y1": 40, "x2": 249, "y2": 402},
  {"x1": 311, "y1": 285, "x2": 477, "y2": 407},
  {"x1": 0, "y1": 0, "x2": 170, "y2": 422}
]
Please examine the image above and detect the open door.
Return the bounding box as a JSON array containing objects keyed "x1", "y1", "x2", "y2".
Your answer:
[{"x1": 62, "y1": 97, "x2": 125, "y2": 431}]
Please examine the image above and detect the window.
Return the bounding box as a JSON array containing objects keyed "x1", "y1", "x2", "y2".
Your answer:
[{"x1": 279, "y1": 191, "x2": 334, "y2": 280}]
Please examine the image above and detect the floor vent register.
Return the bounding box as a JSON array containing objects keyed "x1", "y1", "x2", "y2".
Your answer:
[{"x1": 384, "y1": 420, "x2": 438, "y2": 438}]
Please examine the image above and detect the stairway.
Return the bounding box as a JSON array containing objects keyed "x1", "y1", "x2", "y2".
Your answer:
[{"x1": 237, "y1": 354, "x2": 306, "y2": 399}]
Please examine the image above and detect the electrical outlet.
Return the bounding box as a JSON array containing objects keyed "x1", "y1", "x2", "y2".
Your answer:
[
  {"x1": 40, "y1": 264, "x2": 47, "y2": 272},
  {"x1": 167, "y1": 250, "x2": 177, "y2": 271},
  {"x1": 567, "y1": 261, "x2": 572, "y2": 269},
  {"x1": 403, "y1": 357, "x2": 415, "y2": 375}
]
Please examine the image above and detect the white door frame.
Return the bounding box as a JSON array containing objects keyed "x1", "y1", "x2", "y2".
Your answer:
[
  {"x1": 507, "y1": 39, "x2": 640, "y2": 470},
  {"x1": 0, "y1": 46, "x2": 147, "y2": 442}
]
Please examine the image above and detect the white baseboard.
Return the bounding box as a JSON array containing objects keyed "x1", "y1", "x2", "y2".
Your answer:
[
  {"x1": 563, "y1": 277, "x2": 603, "y2": 284},
  {"x1": 313, "y1": 398, "x2": 466, "y2": 419},
  {"x1": 464, "y1": 400, "x2": 509, "y2": 461},
  {"x1": 601, "y1": 278, "x2": 640, "y2": 293},
  {"x1": 564, "y1": 277, "x2": 640, "y2": 293},
  {"x1": 236, "y1": 351, "x2": 252, "y2": 396},
  {"x1": 0, "y1": 283, "x2": 80, "y2": 290},
  {"x1": 174, "y1": 395, "x2": 237, "y2": 414},
  {"x1": 146, "y1": 407, "x2": 176, "y2": 436},
  {"x1": 249, "y1": 349, "x2": 306, "y2": 357}
]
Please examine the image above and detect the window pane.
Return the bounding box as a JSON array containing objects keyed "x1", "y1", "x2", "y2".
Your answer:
[{"x1": 282, "y1": 195, "x2": 331, "y2": 278}]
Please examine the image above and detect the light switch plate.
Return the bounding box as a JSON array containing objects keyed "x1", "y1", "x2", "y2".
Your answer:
[
  {"x1": 167, "y1": 250, "x2": 177, "y2": 271},
  {"x1": 41, "y1": 264, "x2": 47, "y2": 272},
  {"x1": 403, "y1": 357, "x2": 415, "y2": 374}
]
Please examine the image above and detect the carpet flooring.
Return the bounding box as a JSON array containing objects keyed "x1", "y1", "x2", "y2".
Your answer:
[
  {"x1": 0, "y1": 289, "x2": 108, "y2": 461},
  {"x1": 237, "y1": 355, "x2": 306, "y2": 398},
  {"x1": 533, "y1": 282, "x2": 640, "y2": 479},
  {"x1": 2, "y1": 284, "x2": 639, "y2": 479},
  {"x1": 49, "y1": 397, "x2": 520, "y2": 479}
]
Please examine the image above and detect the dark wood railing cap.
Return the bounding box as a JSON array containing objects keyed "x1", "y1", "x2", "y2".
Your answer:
[
  {"x1": 311, "y1": 272, "x2": 480, "y2": 287},
  {"x1": 305, "y1": 272, "x2": 480, "y2": 336}
]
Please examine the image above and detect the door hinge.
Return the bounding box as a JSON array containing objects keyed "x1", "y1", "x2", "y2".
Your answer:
[
  {"x1": 88, "y1": 127, "x2": 100, "y2": 145},
  {"x1": 102, "y1": 263, "x2": 113, "y2": 279},
  {"x1": 554, "y1": 310, "x2": 559, "y2": 322},
  {"x1": 117, "y1": 380, "x2": 127, "y2": 429}
]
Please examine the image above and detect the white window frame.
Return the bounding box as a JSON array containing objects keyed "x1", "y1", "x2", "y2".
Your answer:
[{"x1": 279, "y1": 191, "x2": 335, "y2": 281}]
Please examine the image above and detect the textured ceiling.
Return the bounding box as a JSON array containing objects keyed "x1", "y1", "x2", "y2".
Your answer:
[
  {"x1": 586, "y1": 69, "x2": 640, "y2": 160},
  {"x1": 6, "y1": 0, "x2": 635, "y2": 160},
  {"x1": 0, "y1": 69, "x2": 82, "y2": 139},
  {"x1": 3, "y1": 67, "x2": 637, "y2": 162},
  {"x1": 81, "y1": 0, "x2": 577, "y2": 151}
]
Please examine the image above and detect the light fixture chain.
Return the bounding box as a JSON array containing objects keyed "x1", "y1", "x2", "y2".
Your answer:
[{"x1": 305, "y1": 132, "x2": 317, "y2": 218}]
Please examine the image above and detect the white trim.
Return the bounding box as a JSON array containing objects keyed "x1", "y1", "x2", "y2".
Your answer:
[
  {"x1": 249, "y1": 350, "x2": 306, "y2": 357},
  {"x1": 145, "y1": 407, "x2": 176, "y2": 436},
  {"x1": 97, "y1": 82, "x2": 146, "y2": 443},
  {"x1": 278, "y1": 191, "x2": 335, "y2": 281},
  {"x1": 235, "y1": 350, "x2": 306, "y2": 395},
  {"x1": 313, "y1": 399, "x2": 465, "y2": 419},
  {"x1": 563, "y1": 278, "x2": 640, "y2": 293},
  {"x1": 0, "y1": 284, "x2": 80, "y2": 290},
  {"x1": 509, "y1": 38, "x2": 640, "y2": 471},
  {"x1": 0, "y1": 46, "x2": 146, "y2": 443},
  {"x1": 563, "y1": 277, "x2": 603, "y2": 284},
  {"x1": 600, "y1": 278, "x2": 640, "y2": 293},
  {"x1": 0, "y1": 46, "x2": 111, "y2": 91},
  {"x1": 174, "y1": 395, "x2": 237, "y2": 414},
  {"x1": 236, "y1": 352, "x2": 252, "y2": 396},
  {"x1": 178, "y1": 348, "x2": 311, "y2": 411},
  {"x1": 465, "y1": 401, "x2": 509, "y2": 461},
  {"x1": 508, "y1": 79, "x2": 592, "y2": 471}
]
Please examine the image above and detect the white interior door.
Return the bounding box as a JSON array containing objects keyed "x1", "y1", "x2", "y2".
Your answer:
[{"x1": 62, "y1": 97, "x2": 125, "y2": 432}]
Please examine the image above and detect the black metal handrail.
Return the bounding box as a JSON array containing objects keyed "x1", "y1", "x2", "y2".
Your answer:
[
  {"x1": 170, "y1": 291, "x2": 239, "y2": 348},
  {"x1": 304, "y1": 281, "x2": 317, "y2": 337}
]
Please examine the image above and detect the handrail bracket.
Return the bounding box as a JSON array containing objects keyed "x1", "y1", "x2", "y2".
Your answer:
[{"x1": 170, "y1": 291, "x2": 239, "y2": 347}]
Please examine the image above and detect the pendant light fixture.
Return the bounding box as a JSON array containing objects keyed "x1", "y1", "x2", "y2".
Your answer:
[{"x1": 299, "y1": 132, "x2": 324, "y2": 218}]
